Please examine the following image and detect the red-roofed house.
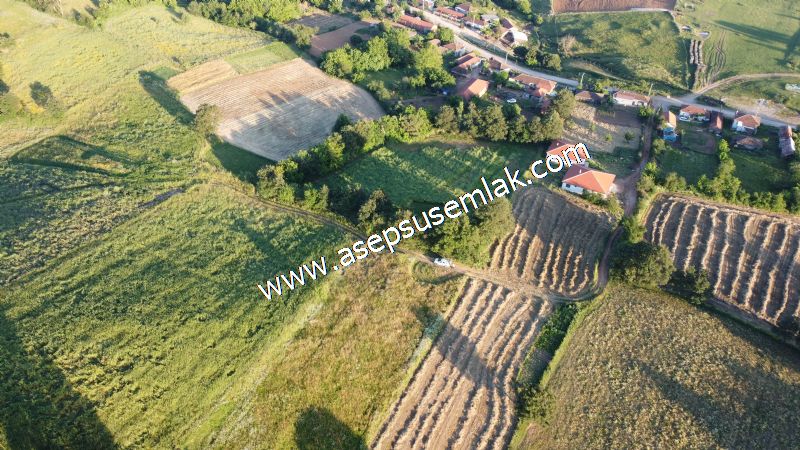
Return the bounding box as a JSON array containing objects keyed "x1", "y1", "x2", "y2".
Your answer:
[
  {"x1": 612, "y1": 90, "x2": 650, "y2": 107},
  {"x1": 452, "y1": 54, "x2": 482, "y2": 75},
  {"x1": 779, "y1": 125, "x2": 796, "y2": 158},
  {"x1": 732, "y1": 113, "x2": 761, "y2": 134},
  {"x1": 435, "y1": 6, "x2": 465, "y2": 21},
  {"x1": 398, "y1": 15, "x2": 437, "y2": 34},
  {"x1": 457, "y1": 78, "x2": 489, "y2": 101},
  {"x1": 441, "y1": 42, "x2": 468, "y2": 56},
  {"x1": 455, "y1": 2, "x2": 472, "y2": 14},
  {"x1": 487, "y1": 57, "x2": 510, "y2": 73},
  {"x1": 561, "y1": 165, "x2": 616, "y2": 197},
  {"x1": 679, "y1": 105, "x2": 709, "y2": 122},
  {"x1": 464, "y1": 17, "x2": 487, "y2": 29},
  {"x1": 547, "y1": 140, "x2": 590, "y2": 166}
]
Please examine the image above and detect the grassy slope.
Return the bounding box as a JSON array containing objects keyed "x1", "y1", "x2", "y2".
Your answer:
[
  {"x1": 542, "y1": 12, "x2": 687, "y2": 89},
  {"x1": 320, "y1": 136, "x2": 537, "y2": 211},
  {"x1": 675, "y1": 0, "x2": 800, "y2": 79},
  {"x1": 708, "y1": 77, "x2": 800, "y2": 115},
  {"x1": 522, "y1": 284, "x2": 800, "y2": 449}
]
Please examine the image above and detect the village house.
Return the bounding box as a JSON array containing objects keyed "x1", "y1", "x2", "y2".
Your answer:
[
  {"x1": 561, "y1": 165, "x2": 616, "y2": 197},
  {"x1": 512, "y1": 74, "x2": 556, "y2": 104},
  {"x1": 441, "y1": 41, "x2": 468, "y2": 56},
  {"x1": 679, "y1": 105, "x2": 709, "y2": 122},
  {"x1": 661, "y1": 110, "x2": 678, "y2": 142},
  {"x1": 435, "y1": 6, "x2": 465, "y2": 21},
  {"x1": 574, "y1": 90, "x2": 605, "y2": 105},
  {"x1": 500, "y1": 29, "x2": 528, "y2": 47},
  {"x1": 499, "y1": 17, "x2": 514, "y2": 29},
  {"x1": 458, "y1": 78, "x2": 489, "y2": 101},
  {"x1": 547, "y1": 140, "x2": 590, "y2": 166},
  {"x1": 452, "y1": 54, "x2": 483, "y2": 76},
  {"x1": 455, "y1": 2, "x2": 471, "y2": 14},
  {"x1": 481, "y1": 13, "x2": 499, "y2": 23},
  {"x1": 612, "y1": 90, "x2": 650, "y2": 107},
  {"x1": 732, "y1": 113, "x2": 761, "y2": 134},
  {"x1": 779, "y1": 125, "x2": 796, "y2": 158},
  {"x1": 398, "y1": 14, "x2": 437, "y2": 34},
  {"x1": 709, "y1": 111, "x2": 723, "y2": 135},
  {"x1": 427, "y1": 38, "x2": 441, "y2": 47},
  {"x1": 733, "y1": 135, "x2": 764, "y2": 150},
  {"x1": 464, "y1": 17, "x2": 487, "y2": 30},
  {"x1": 487, "y1": 57, "x2": 510, "y2": 73}
]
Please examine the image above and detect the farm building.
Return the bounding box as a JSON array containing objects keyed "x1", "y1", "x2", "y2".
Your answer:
[
  {"x1": 398, "y1": 15, "x2": 437, "y2": 33},
  {"x1": 487, "y1": 57, "x2": 510, "y2": 73},
  {"x1": 574, "y1": 90, "x2": 605, "y2": 104},
  {"x1": 661, "y1": 110, "x2": 677, "y2": 142},
  {"x1": 733, "y1": 135, "x2": 764, "y2": 150},
  {"x1": 435, "y1": 6, "x2": 465, "y2": 21},
  {"x1": 500, "y1": 17, "x2": 514, "y2": 29},
  {"x1": 732, "y1": 113, "x2": 761, "y2": 134},
  {"x1": 458, "y1": 78, "x2": 489, "y2": 101},
  {"x1": 464, "y1": 18, "x2": 487, "y2": 29},
  {"x1": 500, "y1": 29, "x2": 528, "y2": 47},
  {"x1": 455, "y1": 2, "x2": 472, "y2": 13},
  {"x1": 679, "y1": 105, "x2": 709, "y2": 122},
  {"x1": 481, "y1": 13, "x2": 500, "y2": 23},
  {"x1": 612, "y1": 90, "x2": 650, "y2": 107},
  {"x1": 709, "y1": 111, "x2": 723, "y2": 135},
  {"x1": 441, "y1": 42, "x2": 467, "y2": 56},
  {"x1": 779, "y1": 125, "x2": 796, "y2": 158},
  {"x1": 452, "y1": 54, "x2": 482, "y2": 75},
  {"x1": 561, "y1": 165, "x2": 616, "y2": 197},
  {"x1": 547, "y1": 139, "x2": 590, "y2": 166}
]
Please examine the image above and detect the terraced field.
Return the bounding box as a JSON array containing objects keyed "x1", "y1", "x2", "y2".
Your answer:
[
  {"x1": 490, "y1": 187, "x2": 616, "y2": 296},
  {"x1": 373, "y1": 280, "x2": 553, "y2": 450},
  {"x1": 645, "y1": 195, "x2": 800, "y2": 329}
]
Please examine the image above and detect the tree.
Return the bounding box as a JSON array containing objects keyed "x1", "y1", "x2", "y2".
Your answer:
[
  {"x1": 541, "y1": 53, "x2": 561, "y2": 71},
  {"x1": 461, "y1": 102, "x2": 481, "y2": 136},
  {"x1": 612, "y1": 242, "x2": 675, "y2": 289},
  {"x1": 539, "y1": 110, "x2": 564, "y2": 141},
  {"x1": 29, "y1": 81, "x2": 56, "y2": 108},
  {"x1": 383, "y1": 26, "x2": 413, "y2": 67},
  {"x1": 321, "y1": 47, "x2": 354, "y2": 78},
  {"x1": 358, "y1": 189, "x2": 394, "y2": 232},
  {"x1": 435, "y1": 27, "x2": 454, "y2": 44},
  {"x1": 621, "y1": 216, "x2": 645, "y2": 243},
  {"x1": 435, "y1": 105, "x2": 459, "y2": 133},
  {"x1": 303, "y1": 184, "x2": 330, "y2": 211},
  {"x1": 668, "y1": 267, "x2": 711, "y2": 305},
  {"x1": 479, "y1": 104, "x2": 508, "y2": 141},
  {"x1": 290, "y1": 24, "x2": 316, "y2": 49},
  {"x1": 194, "y1": 104, "x2": 220, "y2": 136},
  {"x1": 624, "y1": 131, "x2": 635, "y2": 142},
  {"x1": 507, "y1": 115, "x2": 529, "y2": 142},
  {"x1": 361, "y1": 36, "x2": 391, "y2": 71},
  {"x1": 550, "y1": 90, "x2": 576, "y2": 120},
  {"x1": 517, "y1": 0, "x2": 531, "y2": 15},
  {"x1": 333, "y1": 113, "x2": 352, "y2": 132},
  {"x1": 558, "y1": 35, "x2": 577, "y2": 57}
]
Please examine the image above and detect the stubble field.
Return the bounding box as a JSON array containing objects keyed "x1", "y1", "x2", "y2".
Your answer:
[
  {"x1": 171, "y1": 58, "x2": 384, "y2": 161},
  {"x1": 645, "y1": 194, "x2": 800, "y2": 331}
]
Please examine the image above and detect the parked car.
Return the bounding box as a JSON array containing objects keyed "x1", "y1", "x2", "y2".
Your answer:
[
  {"x1": 505, "y1": 97, "x2": 517, "y2": 104},
  {"x1": 433, "y1": 257, "x2": 454, "y2": 268}
]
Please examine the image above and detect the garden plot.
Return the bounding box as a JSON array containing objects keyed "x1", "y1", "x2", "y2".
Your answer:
[
  {"x1": 563, "y1": 103, "x2": 641, "y2": 154},
  {"x1": 171, "y1": 58, "x2": 384, "y2": 160}
]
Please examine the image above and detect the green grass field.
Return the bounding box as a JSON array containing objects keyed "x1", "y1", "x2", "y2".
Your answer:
[
  {"x1": 674, "y1": 0, "x2": 800, "y2": 80},
  {"x1": 656, "y1": 145, "x2": 718, "y2": 185},
  {"x1": 224, "y1": 42, "x2": 300, "y2": 74},
  {"x1": 708, "y1": 77, "x2": 800, "y2": 115},
  {"x1": 516, "y1": 284, "x2": 800, "y2": 449},
  {"x1": 320, "y1": 136, "x2": 536, "y2": 210},
  {"x1": 730, "y1": 145, "x2": 794, "y2": 193},
  {"x1": 587, "y1": 146, "x2": 638, "y2": 177},
  {"x1": 542, "y1": 12, "x2": 688, "y2": 89}
]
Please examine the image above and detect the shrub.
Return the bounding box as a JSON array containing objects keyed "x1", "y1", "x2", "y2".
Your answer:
[
  {"x1": 194, "y1": 104, "x2": 221, "y2": 136},
  {"x1": 612, "y1": 241, "x2": 675, "y2": 288},
  {"x1": 668, "y1": 267, "x2": 712, "y2": 305}
]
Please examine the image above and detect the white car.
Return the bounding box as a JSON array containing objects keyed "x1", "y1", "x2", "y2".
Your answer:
[
  {"x1": 505, "y1": 98, "x2": 517, "y2": 104},
  {"x1": 433, "y1": 257, "x2": 454, "y2": 268}
]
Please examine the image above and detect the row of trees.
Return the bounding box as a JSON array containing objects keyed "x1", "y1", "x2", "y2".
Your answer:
[{"x1": 647, "y1": 138, "x2": 800, "y2": 214}]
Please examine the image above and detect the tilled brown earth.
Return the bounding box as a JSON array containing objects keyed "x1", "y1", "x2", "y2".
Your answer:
[
  {"x1": 645, "y1": 195, "x2": 800, "y2": 329},
  {"x1": 372, "y1": 280, "x2": 553, "y2": 450}
]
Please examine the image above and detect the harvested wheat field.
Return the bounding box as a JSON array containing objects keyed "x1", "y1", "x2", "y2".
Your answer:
[
  {"x1": 490, "y1": 187, "x2": 616, "y2": 297},
  {"x1": 171, "y1": 58, "x2": 384, "y2": 160},
  {"x1": 309, "y1": 19, "x2": 378, "y2": 57},
  {"x1": 645, "y1": 195, "x2": 800, "y2": 330},
  {"x1": 373, "y1": 279, "x2": 553, "y2": 450},
  {"x1": 552, "y1": 0, "x2": 675, "y2": 13}
]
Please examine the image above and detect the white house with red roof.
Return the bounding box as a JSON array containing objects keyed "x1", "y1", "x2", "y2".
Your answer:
[
  {"x1": 612, "y1": 90, "x2": 650, "y2": 107},
  {"x1": 546, "y1": 140, "x2": 590, "y2": 166},
  {"x1": 732, "y1": 113, "x2": 761, "y2": 134},
  {"x1": 561, "y1": 165, "x2": 616, "y2": 197},
  {"x1": 457, "y1": 78, "x2": 489, "y2": 101},
  {"x1": 679, "y1": 105, "x2": 709, "y2": 122}
]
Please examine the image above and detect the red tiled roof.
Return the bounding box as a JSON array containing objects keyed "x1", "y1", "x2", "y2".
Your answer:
[
  {"x1": 465, "y1": 18, "x2": 486, "y2": 26},
  {"x1": 457, "y1": 78, "x2": 489, "y2": 101},
  {"x1": 488, "y1": 57, "x2": 509, "y2": 71},
  {"x1": 442, "y1": 42, "x2": 465, "y2": 52},
  {"x1": 562, "y1": 165, "x2": 616, "y2": 195},
  {"x1": 734, "y1": 114, "x2": 761, "y2": 129},
  {"x1": 398, "y1": 15, "x2": 435, "y2": 31},
  {"x1": 680, "y1": 105, "x2": 707, "y2": 115},
  {"x1": 436, "y1": 6, "x2": 465, "y2": 18},
  {"x1": 457, "y1": 2, "x2": 472, "y2": 11},
  {"x1": 513, "y1": 74, "x2": 556, "y2": 94},
  {"x1": 547, "y1": 140, "x2": 590, "y2": 165}
]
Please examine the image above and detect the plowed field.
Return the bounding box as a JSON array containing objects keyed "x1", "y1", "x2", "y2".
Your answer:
[
  {"x1": 645, "y1": 195, "x2": 800, "y2": 330},
  {"x1": 171, "y1": 58, "x2": 383, "y2": 160},
  {"x1": 490, "y1": 187, "x2": 616, "y2": 296},
  {"x1": 552, "y1": 0, "x2": 675, "y2": 13},
  {"x1": 373, "y1": 280, "x2": 553, "y2": 449}
]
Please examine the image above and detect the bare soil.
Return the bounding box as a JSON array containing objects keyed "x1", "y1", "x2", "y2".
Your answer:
[{"x1": 309, "y1": 20, "x2": 377, "y2": 57}]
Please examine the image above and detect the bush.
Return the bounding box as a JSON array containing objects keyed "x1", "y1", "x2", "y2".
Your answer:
[
  {"x1": 194, "y1": 104, "x2": 221, "y2": 136},
  {"x1": 621, "y1": 216, "x2": 645, "y2": 243},
  {"x1": 612, "y1": 241, "x2": 675, "y2": 288},
  {"x1": 667, "y1": 267, "x2": 711, "y2": 305}
]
